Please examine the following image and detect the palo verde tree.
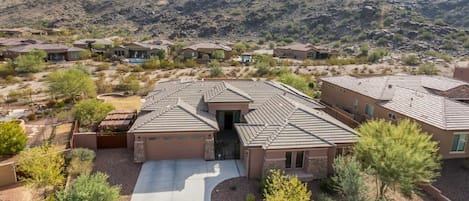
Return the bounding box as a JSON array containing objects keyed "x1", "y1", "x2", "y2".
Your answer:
[
  {"x1": 354, "y1": 119, "x2": 441, "y2": 200},
  {"x1": 72, "y1": 99, "x2": 114, "y2": 128},
  {"x1": 9, "y1": 50, "x2": 47, "y2": 73},
  {"x1": 0, "y1": 121, "x2": 28, "y2": 156},
  {"x1": 17, "y1": 144, "x2": 65, "y2": 198},
  {"x1": 47, "y1": 68, "x2": 97, "y2": 102},
  {"x1": 263, "y1": 169, "x2": 311, "y2": 201}
]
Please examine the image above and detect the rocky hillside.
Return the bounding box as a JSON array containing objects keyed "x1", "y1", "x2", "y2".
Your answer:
[{"x1": 0, "y1": 0, "x2": 468, "y2": 55}]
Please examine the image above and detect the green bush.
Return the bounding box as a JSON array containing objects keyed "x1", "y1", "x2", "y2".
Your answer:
[
  {"x1": 72, "y1": 99, "x2": 115, "y2": 128},
  {"x1": 401, "y1": 55, "x2": 420, "y2": 66},
  {"x1": 141, "y1": 57, "x2": 160, "y2": 69},
  {"x1": 55, "y1": 172, "x2": 120, "y2": 201},
  {"x1": 209, "y1": 66, "x2": 224, "y2": 78},
  {"x1": 417, "y1": 63, "x2": 439, "y2": 75},
  {"x1": 263, "y1": 169, "x2": 311, "y2": 201},
  {"x1": 0, "y1": 121, "x2": 28, "y2": 156},
  {"x1": 68, "y1": 148, "x2": 96, "y2": 161},
  {"x1": 11, "y1": 50, "x2": 47, "y2": 73},
  {"x1": 319, "y1": 178, "x2": 338, "y2": 195},
  {"x1": 245, "y1": 193, "x2": 256, "y2": 201},
  {"x1": 316, "y1": 193, "x2": 334, "y2": 201},
  {"x1": 68, "y1": 158, "x2": 93, "y2": 177}
]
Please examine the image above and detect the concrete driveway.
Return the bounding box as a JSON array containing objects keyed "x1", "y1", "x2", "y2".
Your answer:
[{"x1": 131, "y1": 159, "x2": 245, "y2": 201}]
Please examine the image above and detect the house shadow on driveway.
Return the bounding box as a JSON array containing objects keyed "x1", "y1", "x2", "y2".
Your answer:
[{"x1": 131, "y1": 159, "x2": 245, "y2": 201}]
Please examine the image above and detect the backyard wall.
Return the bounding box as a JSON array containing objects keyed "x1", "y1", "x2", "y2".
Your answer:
[
  {"x1": 72, "y1": 132, "x2": 97, "y2": 150},
  {"x1": 0, "y1": 162, "x2": 17, "y2": 187}
]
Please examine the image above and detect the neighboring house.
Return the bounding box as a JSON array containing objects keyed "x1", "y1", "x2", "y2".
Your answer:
[
  {"x1": 181, "y1": 43, "x2": 232, "y2": 61},
  {"x1": 0, "y1": 38, "x2": 42, "y2": 47},
  {"x1": 274, "y1": 43, "x2": 336, "y2": 60},
  {"x1": 321, "y1": 75, "x2": 469, "y2": 159},
  {"x1": 3, "y1": 44, "x2": 84, "y2": 61},
  {"x1": 454, "y1": 67, "x2": 469, "y2": 82},
  {"x1": 0, "y1": 27, "x2": 47, "y2": 37},
  {"x1": 73, "y1": 38, "x2": 113, "y2": 55},
  {"x1": 128, "y1": 79, "x2": 357, "y2": 180},
  {"x1": 109, "y1": 42, "x2": 168, "y2": 60}
]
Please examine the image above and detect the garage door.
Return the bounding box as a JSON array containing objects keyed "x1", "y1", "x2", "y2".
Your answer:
[{"x1": 145, "y1": 135, "x2": 205, "y2": 160}]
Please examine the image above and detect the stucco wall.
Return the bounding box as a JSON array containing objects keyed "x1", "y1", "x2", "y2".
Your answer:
[
  {"x1": 375, "y1": 105, "x2": 469, "y2": 159},
  {"x1": 322, "y1": 81, "x2": 469, "y2": 160},
  {"x1": 0, "y1": 163, "x2": 16, "y2": 187},
  {"x1": 72, "y1": 132, "x2": 97, "y2": 150}
]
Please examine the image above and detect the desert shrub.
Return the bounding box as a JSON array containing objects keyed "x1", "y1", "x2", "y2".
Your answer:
[
  {"x1": 96, "y1": 63, "x2": 110, "y2": 71},
  {"x1": 116, "y1": 74, "x2": 140, "y2": 94},
  {"x1": 209, "y1": 66, "x2": 224, "y2": 78},
  {"x1": 425, "y1": 51, "x2": 452, "y2": 62},
  {"x1": 316, "y1": 193, "x2": 334, "y2": 201},
  {"x1": 55, "y1": 172, "x2": 120, "y2": 201},
  {"x1": 68, "y1": 158, "x2": 93, "y2": 177},
  {"x1": 332, "y1": 156, "x2": 367, "y2": 201},
  {"x1": 402, "y1": 54, "x2": 420, "y2": 66},
  {"x1": 68, "y1": 148, "x2": 96, "y2": 162},
  {"x1": 0, "y1": 121, "x2": 28, "y2": 156},
  {"x1": 417, "y1": 63, "x2": 439, "y2": 75},
  {"x1": 263, "y1": 169, "x2": 311, "y2": 201},
  {"x1": 11, "y1": 50, "x2": 47, "y2": 73},
  {"x1": 319, "y1": 178, "x2": 338, "y2": 195},
  {"x1": 141, "y1": 57, "x2": 160, "y2": 69},
  {"x1": 184, "y1": 59, "x2": 197, "y2": 68},
  {"x1": 367, "y1": 48, "x2": 388, "y2": 63},
  {"x1": 212, "y1": 50, "x2": 225, "y2": 60},
  {"x1": 72, "y1": 99, "x2": 114, "y2": 128}
]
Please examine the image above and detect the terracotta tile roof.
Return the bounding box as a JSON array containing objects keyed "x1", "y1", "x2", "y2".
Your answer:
[
  {"x1": 0, "y1": 38, "x2": 42, "y2": 46},
  {"x1": 5, "y1": 43, "x2": 84, "y2": 53},
  {"x1": 73, "y1": 38, "x2": 113, "y2": 46}
]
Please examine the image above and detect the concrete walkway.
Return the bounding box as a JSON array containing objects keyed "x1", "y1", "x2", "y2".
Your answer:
[{"x1": 131, "y1": 159, "x2": 245, "y2": 201}]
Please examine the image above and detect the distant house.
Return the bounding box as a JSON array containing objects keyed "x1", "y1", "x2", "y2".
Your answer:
[
  {"x1": 127, "y1": 79, "x2": 357, "y2": 180},
  {"x1": 0, "y1": 38, "x2": 43, "y2": 47},
  {"x1": 321, "y1": 75, "x2": 469, "y2": 159},
  {"x1": 181, "y1": 43, "x2": 232, "y2": 61},
  {"x1": 274, "y1": 43, "x2": 336, "y2": 60},
  {"x1": 0, "y1": 27, "x2": 47, "y2": 37},
  {"x1": 3, "y1": 44, "x2": 84, "y2": 62},
  {"x1": 454, "y1": 67, "x2": 469, "y2": 83},
  {"x1": 109, "y1": 42, "x2": 169, "y2": 60},
  {"x1": 73, "y1": 38, "x2": 112, "y2": 50}
]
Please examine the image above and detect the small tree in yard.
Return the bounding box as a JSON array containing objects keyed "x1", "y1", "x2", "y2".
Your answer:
[
  {"x1": 332, "y1": 156, "x2": 367, "y2": 201},
  {"x1": 47, "y1": 68, "x2": 97, "y2": 101},
  {"x1": 211, "y1": 50, "x2": 225, "y2": 60},
  {"x1": 72, "y1": 99, "x2": 115, "y2": 128},
  {"x1": 11, "y1": 50, "x2": 47, "y2": 73},
  {"x1": 55, "y1": 172, "x2": 120, "y2": 201},
  {"x1": 354, "y1": 119, "x2": 440, "y2": 200},
  {"x1": 17, "y1": 145, "x2": 65, "y2": 198},
  {"x1": 0, "y1": 121, "x2": 27, "y2": 156},
  {"x1": 263, "y1": 169, "x2": 311, "y2": 201}
]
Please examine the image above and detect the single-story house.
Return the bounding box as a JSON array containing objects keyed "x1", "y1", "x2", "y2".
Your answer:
[
  {"x1": 0, "y1": 27, "x2": 47, "y2": 37},
  {"x1": 0, "y1": 38, "x2": 42, "y2": 47},
  {"x1": 274, "y1": 43, "x2": 336, "y2": 60},
  {"x1": 128, "y1": 79, "x2": 357, "y2": 180},
  {"x1": 109, "y1": 42, "x2": 168, "y2": 59},
  {"x1": 73, "y1": 38, "x2": 113, "y2": 50},
  {"x1": 181, "y1": 43, "x2": 233, "y2": 61},
  {"x1": 321, "y1": 75, "x2": 469, "y2": 159},
  {"x1": 3, "y1": 44, "x2": 84, "y2": 61}
]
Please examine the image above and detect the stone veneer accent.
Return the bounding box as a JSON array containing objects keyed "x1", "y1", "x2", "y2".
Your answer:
[
  {"x1": 134, "y1": 140, "x2": 145, "y2": 163},
  {"x1": 262, "y1": 159, "x2": 285, "y2": 177},
  {"x1": 204, "y1": 138, "x2": 215, "y2": 160},
  {"x1": 305, "y1": 156, "x2": 328, "y2": 179}
]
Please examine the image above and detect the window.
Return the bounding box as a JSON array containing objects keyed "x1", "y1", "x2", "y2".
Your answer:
[
  {"x1": 285, "y1": 152, "x2": 292, "y2": 168},
  {"x1": 388, "y1": 113, "x2": 397, "y2": 121},
  {"x1": 451, "y1": 134, "x2": 468, "y2": 153},
  {"x1": 365, "y1": 104, "x2": 374, "y2": 117},
  {"x1": 295, "y1": 151, "x2": 304, "y2": 168}
]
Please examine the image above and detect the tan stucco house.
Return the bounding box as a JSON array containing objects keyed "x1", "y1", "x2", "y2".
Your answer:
[
  {"x1": 321, "y1": 75, "x2": 469, "y2": 159},
  {"x1": 181, "y1": 43, "x2": 233, "y2": 61},
  {"x1": 2, "y1": 43, "x2": 84, "y2": 61},
  {"x1": 273, "y1": 43, "x2": 336, "y2": 60},
  {"x1": 128, "y1": 79, "x2": 357, "y2": 180}
]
